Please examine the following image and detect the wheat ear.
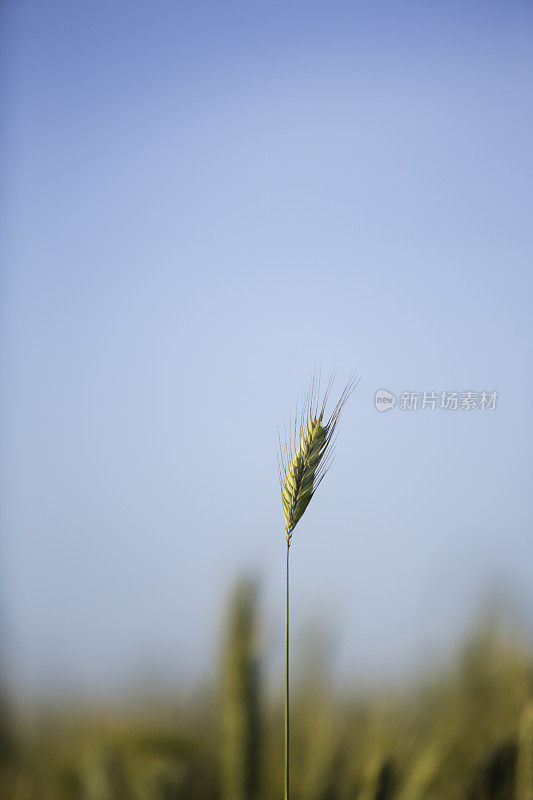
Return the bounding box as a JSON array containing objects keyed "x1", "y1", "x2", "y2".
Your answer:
[{"x1": 278, "y1": 372, "x2": 357, "y2": 800}]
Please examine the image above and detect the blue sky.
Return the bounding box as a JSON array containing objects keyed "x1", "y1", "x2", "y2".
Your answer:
[{"x1": 2, "y1": 0, "x2": 533, "y2": 696}]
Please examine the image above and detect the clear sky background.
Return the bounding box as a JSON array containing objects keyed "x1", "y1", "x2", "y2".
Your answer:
[{"x1": 1, "y1": 0, "x2": 532, "y2": 697}]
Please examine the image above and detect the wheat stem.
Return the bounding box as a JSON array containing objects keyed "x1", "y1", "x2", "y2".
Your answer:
[
  {"x1": 284, "y1": 539, "x2": 290, "y2": 800},
  {"x1": 279, "y1": 371, "x2": 357, "y2": 800}
]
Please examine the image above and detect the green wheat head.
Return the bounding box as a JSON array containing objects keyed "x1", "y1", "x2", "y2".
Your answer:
[
  {"x1": 220, "y1": 578, "x2": 260, "y2": 800},
  {"x1": 278, "y1": 373, "x2": 357, "y2": 542}
]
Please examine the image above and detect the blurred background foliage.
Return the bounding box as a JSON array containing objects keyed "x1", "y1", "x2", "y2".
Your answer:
[{"x1": 1, "y1": 578, "x2": 533, "y2": 800}]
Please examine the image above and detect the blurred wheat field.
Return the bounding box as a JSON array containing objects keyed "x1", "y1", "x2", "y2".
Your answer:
[{"x1": 1, "y1": 580, "x2": 532, "y2": 800}]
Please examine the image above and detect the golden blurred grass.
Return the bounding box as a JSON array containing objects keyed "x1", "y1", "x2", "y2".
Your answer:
[{"x1": 1, "y1": 588, "x2": 532, "y2": 800}]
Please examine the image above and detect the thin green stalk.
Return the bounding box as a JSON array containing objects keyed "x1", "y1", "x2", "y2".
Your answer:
[
  {"x1": 278, "y1": 372, "x2": 356, "y2": 800},
  {"x1": 285, "y1": 539, "x2": 290, "y2": 800}
]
